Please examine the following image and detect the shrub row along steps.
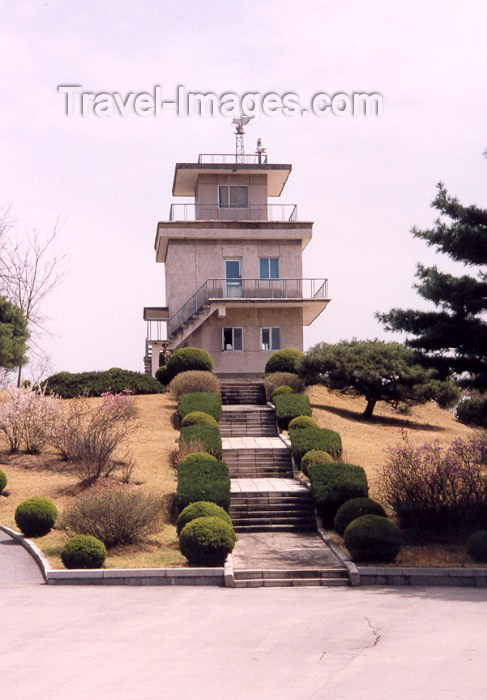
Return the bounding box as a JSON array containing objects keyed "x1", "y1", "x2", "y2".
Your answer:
[
  {"x1": 220, "y1": 382, "x2": 267, "y2": 406},
  {"x1": 233, "y1": 568, "x2": 349, "y2": 588},
  {"x1": 224, "y1": 448, "x2": 293, "y2": 478},
  {"x1": 230, "y1": 492, "x2": 316, "y2": 533},
  {"x1": 220, "y1": 407, "x2": 278, "y2": 437}
]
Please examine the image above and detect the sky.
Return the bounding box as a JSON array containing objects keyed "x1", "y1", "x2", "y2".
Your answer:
[{"x1": 1, "y1": 0, "x2": 486, "y2": 378}]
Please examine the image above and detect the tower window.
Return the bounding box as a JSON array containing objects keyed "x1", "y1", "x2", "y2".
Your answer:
[
  {"x1": 260, "y1": 327, "x2": 281, "y2": 351},
  {"x1": 218, "y1": 185, "x2": 249, "y2": 208},
  {"x1": 222, "y1": 327, "x2": 243, "y2": 351},
  {"x1": 260, "y1": 258, "x2": 280, "y2": 279}
]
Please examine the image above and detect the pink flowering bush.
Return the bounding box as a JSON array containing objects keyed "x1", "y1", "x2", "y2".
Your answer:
[
  {"x1": 0, "y1": 388, "x2": 62, "y2": 454},
  {"x1": 378, "y1": 433, "x2": 487, "y2": 537}
]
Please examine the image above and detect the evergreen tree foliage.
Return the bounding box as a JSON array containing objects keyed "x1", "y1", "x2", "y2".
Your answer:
[
  {"x1": 0, "y1": 296, "x2": 29, "y2": 370},
  {"x1": 378, "y1": 183, "x2": 487, "y2": 389}
]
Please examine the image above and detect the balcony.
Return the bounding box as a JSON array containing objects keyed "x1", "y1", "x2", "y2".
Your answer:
[
  {"x1": 168, "y1": 278, "x2": 329, "y2": 337},
  {"x1": 168, "y1": 203, "x2": 298, "y2": 222}
]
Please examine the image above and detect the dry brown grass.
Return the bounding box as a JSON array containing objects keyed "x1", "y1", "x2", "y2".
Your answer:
[
  {"x1": 307, "y1": 385, "x2": 476, "y2": 494},
  {"x1": 0, "y1": 393, "x2": 186, "y2": 569}
]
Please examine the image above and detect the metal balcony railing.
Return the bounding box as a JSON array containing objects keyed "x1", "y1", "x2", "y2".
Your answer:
[
  {"x1": 198, "y1": 153, "x2": 268, "y2": 164},
  {"x1": 168, "y1": 203, "x2": 297, "y2": 222},
  {"x1": 168, "y1": 278, "x2": 328, "y2": 337}
]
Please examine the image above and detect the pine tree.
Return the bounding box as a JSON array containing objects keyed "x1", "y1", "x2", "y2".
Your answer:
[{"x1": 378, "y1": 183, "x2": 487, "y2": 390}]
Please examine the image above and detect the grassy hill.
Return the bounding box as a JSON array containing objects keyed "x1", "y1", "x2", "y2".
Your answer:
[{"x1": 307, "y1": 385, "x2": 476, "y2": 492}]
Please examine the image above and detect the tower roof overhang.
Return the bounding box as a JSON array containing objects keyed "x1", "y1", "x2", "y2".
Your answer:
[{"x1": 172, "y1": 163, "x2": 292, "y2": 197}]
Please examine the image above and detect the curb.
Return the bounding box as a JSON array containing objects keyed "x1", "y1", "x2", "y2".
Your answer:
[
  {"x1": 224, "y1": 553, "x2": 236, "y2": 587},
  {"x1": 0, "y1": 524, "x2": 51, "y2": 582},
  {"x1": 315, "y1": 519, "x2": 359, "y2": 586},
  {"x1": 357, "y1": 566, "x2": 487, "y2": 587},
  {"x1": 0, "y1": 523, "x2": 225, "y2": 586}
]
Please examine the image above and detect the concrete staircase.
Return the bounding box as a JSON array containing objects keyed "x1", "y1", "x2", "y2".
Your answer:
[
  {"x1": 224, "y1": 448, "x2": 292, "y2": 478},
  {"x1": 220, "y1": 407, "x2": 277, "y2": 437},
  {"x1": 230, "y1": 491, "x2": 316, "y2": 533},
  {"x1": 233, "y1": 568, "x2": 349, "y2": 588},
  {"x1": 221, "y1": 382, "x2": 267, "y2": 406}
]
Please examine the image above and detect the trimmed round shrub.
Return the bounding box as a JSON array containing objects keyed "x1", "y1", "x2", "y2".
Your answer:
[
  {"x1": 14, "y1": 497, "x2": 58, "y2": 537},
  {"x1": 166, "y1": 347, "x2": 213, "y2": 382},
  {"x1": 334, "y1": 497, "x2": 387, "y2": 536},
  {"x1": 176, "y1": 501, "x2": 232, "y2": 535},
  {"x1": 300, "y1": 449, "x2": 333, "y2": 476},
  {"x1": 264, "y1": 372, "x2": 304, "y2": 399},
  {"x1": 155, "y1": 365, "x2": 169, "y2": 385},
  {"x1": 272, "y1": 385, "x2": 295, "y2": 398},
  {"x1": 265, "y1": 348, "x2": 304, "y2": 374},
  {"x1": 181, "y1": 411, "x2": 218, "y2": 428},
  {"x1": 61, "y1": 535, "x2": 107, "y2": 569},
  {"x1": 169, "y1": 370, "x2": 220, "y2": 398},
  {"x1": 344, "y1": 515, "x2": 401, "y2": 563},
  {"x1": 178, "y1": 452, "x2": 218, "y2": 466},
  {"x1": 179, "y1": 516, "x2": 236, "y2": 565},
  {"x1": 288, "y1": 416, "x2": 319, "y2": 431},
  {"x1": 456, "y1": 395, "x2": 487, "y2": 428},
  {"x1": 178, "y1": 392, "x2": 222, "y2": 421},
  {"x1": 0, "y1": 469, "x2": 7, "y2": 494},
  {"x1": 466, "y1": 530, "x2": 487, "y2": 563}
]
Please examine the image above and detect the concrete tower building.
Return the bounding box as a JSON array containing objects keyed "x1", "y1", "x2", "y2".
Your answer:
[{"x1": 144, "y1": 133, "x2": 329, "y2": 377}]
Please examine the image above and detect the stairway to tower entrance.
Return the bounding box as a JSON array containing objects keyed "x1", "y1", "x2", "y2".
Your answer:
[{"x1": 221, "y1": 379, "x2": 349, "y2": 588}]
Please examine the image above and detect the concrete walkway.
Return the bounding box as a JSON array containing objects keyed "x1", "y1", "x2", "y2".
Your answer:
[
  {"x1": 2, "y1": 585, "x2": 487, "y2": 699},
  {"x1": 232, "y1": 531, "x2": 343, "y2": 569},
  {"x1": 231, "y1": 477, "x2": 305, "y2": 493},
  {"x1": 222, "y1": 436, "x2": 287, "y2": 449},
  {"x1": 0, "y1": 530, "x2": 43, "y2": 586}
]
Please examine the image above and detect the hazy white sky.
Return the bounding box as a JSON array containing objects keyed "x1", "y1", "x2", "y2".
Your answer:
[{"x1": 1, "y1": 0, "x2": 486, "y2": 376}]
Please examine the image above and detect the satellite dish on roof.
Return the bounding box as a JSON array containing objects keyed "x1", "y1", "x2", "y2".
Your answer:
[{"x1": 232, "y1": 116, "x2": 253, "y2": 134}]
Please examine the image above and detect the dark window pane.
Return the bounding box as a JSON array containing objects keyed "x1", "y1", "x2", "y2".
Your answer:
[
  {"x1": 271, "y1": 327, "x2": 281, "y2": 349},
  {"x1": 234, "y1": 328, "x2": 243, "y2": 350},
  {"x1": 260, "y1": 258, "x2": 269, "y2": 279},
  {"x1": 270, "y1": 258, "x2": 279, "y2": 279}
]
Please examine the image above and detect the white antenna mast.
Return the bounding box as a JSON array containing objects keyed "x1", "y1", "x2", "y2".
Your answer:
[{"x1": 232, "y1": 116, "x2": 252, "y2": 162}]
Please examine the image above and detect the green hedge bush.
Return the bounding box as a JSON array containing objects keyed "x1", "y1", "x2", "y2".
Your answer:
[
  {"x1": 456, "y1": 395, "x2": 487, "y2": 428},
  {"x1": 178, "y1": 452, "x2": 218, "y2": 466},
  {"x1": 344, "y1": 515, "x2": 401, "y2": 563},
  {"x1": 466, "y1": 530, "x2": 487, "y2": 563},
  {"x1": 288, "y1": 416, "x2": 319, "y2": 431},
  {"x1": 176, "y1": 459, "x2": 230, "y2": 511},
  {"x1": 176, "y1": 501, "x2": 232, "y2": 536},
  {"x1": 290, "y1": 427, "x2": 343, "y2": 465},
  {"x1": 181, "y1": 411, "x2": 219, "y2": 428},
  {"x1": 42, "y1": 368, "x2": 163, "y2": 398},
  {"x1": 334, "y1": 497, "x2": 387, "y2": 536},
  {"x1": 164, "y1": 347, "x2": 213, "y2": 384},
  {"x1": 179, "y1": 426, "x2": 222, "y2": 459},
  {"x1": 308, "y1": 463, "x2": 368, "y2": 526},
  {"x1": 264, "y1": 372, "x2": 304, "y2": 399},
  {"x1": 179, "y1": 516, "x2": 236, "y2": 566},
  {"x1": 274, "y1": 394, "x2": 312, "y2": 429},
  {"x1": 0, "y1": 469, "x2": 7, "y2": 494},
  {"x1": 300, "y1": 449, "x2": 333, "y2": 476},
  {"x1": 61, "y1": 535, "x2": 107, "y2": 569},
  {"x1": 272, "y1": 385, "x2": 295, "y2": 398},
  {"x1": 169, "y1": 370, "x2": 220, "y2": 398},
  {"x1": 14, "y1": 497, "x2": 58, "y2": 537},
  {"x1": 178, "y1": 392, "x2": 222, "y2": 421},
  {"x1": 265, "y1": 348, "x2": 304, "y2": 374}
]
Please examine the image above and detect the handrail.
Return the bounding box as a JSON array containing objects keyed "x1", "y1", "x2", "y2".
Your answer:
[
  {"x1": 168, "y1": 278, "x2": 328, "y2": 337},
  {"x1": 168, "y1": 203, "x2": 297, "y2": 222},
  {"x1": 198, "y1": 153, "x2": 268, "y2": 164}
]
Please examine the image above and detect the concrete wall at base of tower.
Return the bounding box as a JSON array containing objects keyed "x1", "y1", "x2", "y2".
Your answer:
[{"x1": 178, "y1": 306, "x2": 303, "y2": 374}]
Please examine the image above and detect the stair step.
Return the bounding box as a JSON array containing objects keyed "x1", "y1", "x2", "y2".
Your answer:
[
  {"x1": 233, "y1": 577, "x2": 349, "y2": 588},
  {"x1": 233, "y1": 524, "x2": 316, "y2": 533},
  {"x1": 234, "y1": 568, "x2": 347, "y2": 579}
]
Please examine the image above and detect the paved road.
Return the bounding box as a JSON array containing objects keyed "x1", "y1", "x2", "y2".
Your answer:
[
  {"x1": 2, "y1": 578, "x2": 487, "y2": 699},
  {"x1": 0, "y1": 530, "x2": 43, "y2": 586}
]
